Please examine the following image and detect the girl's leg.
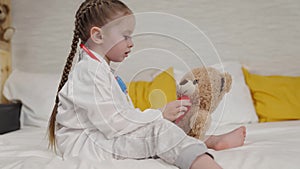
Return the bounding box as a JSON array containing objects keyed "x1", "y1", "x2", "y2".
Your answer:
[
  {"x1": 190, "y1": 154, "x2": 222, "y2": 169},
  {"x1": 112, "y1": 118, "x2": 220, "y2": 169},
  {"x1": 205, "y1": 126, "x2": 246, "y2": 151}
]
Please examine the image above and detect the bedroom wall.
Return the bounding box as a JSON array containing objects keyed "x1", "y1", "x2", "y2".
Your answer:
[{"x1": 10, "y1": 0, "x2": 300, "y2": 80}]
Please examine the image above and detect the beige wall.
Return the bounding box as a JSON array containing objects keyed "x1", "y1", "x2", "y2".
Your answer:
[
  {"x1": 123, "y1": 0, "x2": 300, "y2": 75},
  {"x1": 9, "y1": 1, "x2": 300, "y2": 80}
]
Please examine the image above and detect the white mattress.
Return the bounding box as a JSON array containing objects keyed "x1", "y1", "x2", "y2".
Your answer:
[{"x1": 1, "y1": 120, "x2": 300, "y2": 169}]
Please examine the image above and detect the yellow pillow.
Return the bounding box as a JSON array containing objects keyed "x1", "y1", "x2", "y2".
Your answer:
[
  {"x1": 242, "y1": 67, "x2": 300, "y2": 122},
  {"x1": 127, "y1": 67, "x2": 177, "y2": 111}
]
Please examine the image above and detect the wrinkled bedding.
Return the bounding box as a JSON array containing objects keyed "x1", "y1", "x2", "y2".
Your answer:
[{"x1": 1, "y1": 120, "x2": 300, "y2": 169}]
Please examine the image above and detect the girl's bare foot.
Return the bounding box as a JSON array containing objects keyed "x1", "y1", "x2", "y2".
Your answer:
[{"x1": 205, "y1": 126, "x2": 246, "y2": 150}]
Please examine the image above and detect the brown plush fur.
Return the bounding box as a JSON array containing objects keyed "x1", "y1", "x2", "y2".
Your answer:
[{"x1": 176, "y1": 67, "x2": 232, "y2": 140}]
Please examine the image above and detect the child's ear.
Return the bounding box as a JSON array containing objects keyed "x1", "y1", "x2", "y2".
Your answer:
[{"x1": 90, "y1": 27, "x2": 103, "y2": 44}]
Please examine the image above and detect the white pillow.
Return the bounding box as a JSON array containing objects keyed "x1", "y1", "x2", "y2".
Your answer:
[
  {"x1": 3, "y1": 69, "x2": 60, "y2": 127},
  {"x1": 207, "y1": 61, "x2": 258, "y2": 134}
]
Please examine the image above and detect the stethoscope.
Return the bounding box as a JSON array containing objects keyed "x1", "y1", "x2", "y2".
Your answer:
[{"x1": 79, "y1": 43, "x2": 128, "y2": 95}]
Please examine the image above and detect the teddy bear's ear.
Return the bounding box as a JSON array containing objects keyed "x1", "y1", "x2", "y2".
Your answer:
[
  {"x1": 0, "y1": 4, "x2": 10, "y2": 15},
  {"x1": 224, "y1": 72, "x2": 232, "y2": 93},
  {"x1": 3, "y1": 4, "x2": 10, "y2": 14}
]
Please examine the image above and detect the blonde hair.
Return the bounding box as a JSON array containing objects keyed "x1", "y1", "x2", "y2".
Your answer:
[{"x1": 48, "y1": 0, "x2": 132, "y2": 150}]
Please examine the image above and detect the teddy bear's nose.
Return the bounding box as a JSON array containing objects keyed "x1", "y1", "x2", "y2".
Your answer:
[{"x1": 193, "y1": 79, "x2": 198, "y2": 85}]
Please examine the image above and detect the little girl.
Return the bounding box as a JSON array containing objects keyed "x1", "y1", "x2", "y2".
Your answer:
[{"x1": 48, "y1": 1, "x2": 245, "y2": 169}]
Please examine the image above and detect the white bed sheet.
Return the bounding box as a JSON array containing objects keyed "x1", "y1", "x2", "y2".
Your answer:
[
  {"x1": 1, "y1": 121, "x2": 300, "y2": 169},
  {"x1": 211, "y1": 120, "x2": 300, "y2": 169}
]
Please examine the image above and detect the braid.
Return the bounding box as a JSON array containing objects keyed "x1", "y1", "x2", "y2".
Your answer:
[
  {"x1": 48, "y1": 0, "x2": 132, "y2": 150},
  {"x1": 58, "y1": 30, "x2": 80, "y2": 93},
  {"x1": 48, "y1": 30, "x2": 79, "y2": 149}
]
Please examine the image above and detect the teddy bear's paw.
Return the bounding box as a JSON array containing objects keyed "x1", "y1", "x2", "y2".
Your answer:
[{"x1": 3, "y1": 27, "x2": 15, "y2": 41}]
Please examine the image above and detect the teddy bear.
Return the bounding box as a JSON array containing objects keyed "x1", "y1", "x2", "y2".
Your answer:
[
  {"x1": 0, "y1": 3, "x2": 15, "y2": 43},
  {"x1": 175, "y1": 67, "x2": 232, "y2": 140}
]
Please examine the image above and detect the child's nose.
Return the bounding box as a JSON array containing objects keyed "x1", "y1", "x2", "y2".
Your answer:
[{"x1": 127, "y1": 38, "x2": 134, "y2": 48}]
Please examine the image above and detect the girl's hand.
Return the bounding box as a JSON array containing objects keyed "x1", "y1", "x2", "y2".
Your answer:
[{"x1": 159, "y1": 100, "x2": 191, "y2": 122}]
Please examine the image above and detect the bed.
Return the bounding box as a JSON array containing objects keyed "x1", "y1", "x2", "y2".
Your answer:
[
  {"x1": 2, "y1": 61, "x2": 300, "y2": 169},
  {"x1": 1, "y1": 120, "x2": 300, "y2": 169},
  {"x1": 1, "y1": 0, "x2": 300, "y2": 169}
]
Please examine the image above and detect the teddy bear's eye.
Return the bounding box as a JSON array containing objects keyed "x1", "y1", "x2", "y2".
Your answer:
[
  {"x1": 179, "y1": 79, "x2": 188, "y2": 85},
  {"x1": 193, "y1": 79, "x2": 199, "y2": 84},
  {"x1": 220, "y1": 77, "x2": 225, "y2": 92}
]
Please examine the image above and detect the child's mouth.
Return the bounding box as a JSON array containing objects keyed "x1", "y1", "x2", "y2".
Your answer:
[{"x1": 125, "y1": 51, "x2": 131, "y2": 56}]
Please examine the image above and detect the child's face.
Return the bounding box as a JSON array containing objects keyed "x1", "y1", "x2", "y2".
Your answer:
[{"x1": 102, "y1": 14, "x2": 135, "y2": 63}]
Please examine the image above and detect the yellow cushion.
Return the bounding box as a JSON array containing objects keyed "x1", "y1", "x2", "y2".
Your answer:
[
  {"x1": 127, "y1": 67, "x2": 177, "y2": 111},
  {"x1": 242, "y1": 67, "x2": 300, "y2": 122}
]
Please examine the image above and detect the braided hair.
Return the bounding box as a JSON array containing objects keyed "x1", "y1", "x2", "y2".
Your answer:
[{"x1": 48, "y1": 0, "x2": 132, "y2": 150}]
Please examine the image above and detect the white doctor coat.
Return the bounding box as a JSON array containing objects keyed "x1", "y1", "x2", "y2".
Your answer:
[{"x1": 55, "y1": 50, "x2": 208, "y2": 169}]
